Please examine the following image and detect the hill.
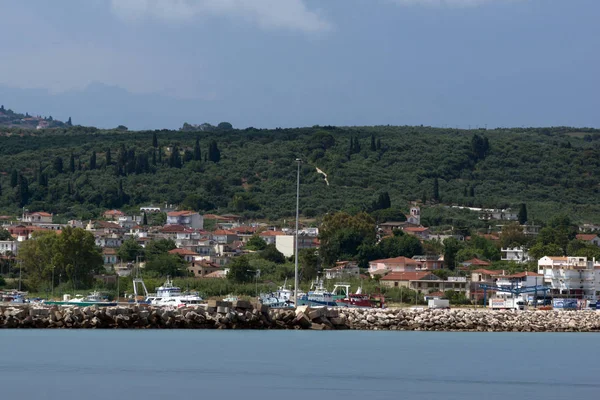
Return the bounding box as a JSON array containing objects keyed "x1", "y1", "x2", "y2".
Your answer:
[
  {"x1": 0, "y1": 104, "x2": 71, "y2": 130},
  {"x1": 1, "y1": 122, "x2": 600, "y2": 226}
]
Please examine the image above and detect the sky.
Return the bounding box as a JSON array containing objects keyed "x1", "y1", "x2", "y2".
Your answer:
[{"x1": 0, "y1": 0, "x2": 598, "y2": 130}]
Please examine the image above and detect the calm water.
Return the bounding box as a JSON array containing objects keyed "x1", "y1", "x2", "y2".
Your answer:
[{"x1": 1, "y1": 330, "x2": 599, "y2": 400}]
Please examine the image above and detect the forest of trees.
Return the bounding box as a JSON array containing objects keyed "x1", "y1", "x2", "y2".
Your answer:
[{"x1": 0, "y1": 124, "x2": 600, "y2": 224}]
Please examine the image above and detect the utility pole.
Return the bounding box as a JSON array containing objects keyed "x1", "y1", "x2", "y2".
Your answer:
[
  {"x1": 18, "y1": 260, "x2": 22, "y2": 291},
  {"x1": 294, "y1": 158, "x2": 302, "y2": 306},
  {"x1": 51, "y1": 266, "x2": 55, "y2": 299}
]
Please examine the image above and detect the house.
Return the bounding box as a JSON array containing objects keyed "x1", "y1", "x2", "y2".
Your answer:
[
  {"x1": 103, "y1": 209, "x2": 124, "y2": 221},
  {"x1": 495, "y1": 271, "x2": 543, "y2": 295},
  {"x1": 275, "y1": 234, "x2": 319, "y2": 257},
  {"x1": 501, "y1": 247, "x2": 531, "y2": 264},
  {"x1": 368, "y1": 256, "x2": 418, "y2": 277},
  {"x1": 461, "y1": 258, "x2": 491, "y2": 268},
  {"x1": 95, "y1": 234, "x2": 123, "y2": 248},
  {"x1": 412, "y1": 255, "x2": 444, "y2": 270},
  {"x1": 103, "y1": 248, "x2": 119, "y2": 266},
  {"x1": 378, "y1": 221, "x2": 407, "y2": 236},
  {"x1": 575, "y1": 234, "x2": 600, "y2": 247},
  {"x1": 259, "y1": 230, "x2": 285, "y2": 245},
  {"x1": 406, "y1": 206, "x2": 421, "y2": 225},
  {"x1": 23, "y1": 211, "x2": 53, "y2": 224},
  {"x1": 380, "y1": 272, "x2": 469, "y2": 295},
  {"x1": 140, "y1": 205, "x2": 162, "y2": 213},
  {"x1": 166, "y1": 211, "x2": 204, "y2": 229},
  {"x1": 538, "y1": 256, "x2": 600, "y2": 300},
  {"x1": 230, "y1": 226, "x2": 258, "y2": 243},
  {"x1": 478, "y1": 209, "x2": 518, "y2": 221},
  {"x1": 169, "y1": 248, "x2": 200, "y2": 263},
  {"x1": 324, "y1": 261, "x2": 360, "y2": 280},
  {"x1": 402, "y1": 226, "x2": 430, "y2": 240},
  {"x1": 0, "y1": 240, "x2": 18, "y2": 255},
  {"x1": 188, "y1": 260, "x2": 222, "y2": 278},
  {"x1": 212, "y1": 229, "x2": 239, "y2": 244}
]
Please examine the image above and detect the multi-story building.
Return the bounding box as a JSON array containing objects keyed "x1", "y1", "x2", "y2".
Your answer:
[
  {"x1": 275, "y1": 234, "x2": 319, "y2": 257},
  {"x1": 166, "y1": 211, "x2": 204, "y2": 229},
  {"x1": 501, "y1": 247, "x2": 531, "y2": 264},
  {"x1": 538, "y1": 256, "x2": 600, "y2": 300}
]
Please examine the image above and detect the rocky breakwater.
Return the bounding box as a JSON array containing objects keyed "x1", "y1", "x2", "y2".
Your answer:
[{"x1": 2, "y1": 302, "x2": 600, "y2": 331}]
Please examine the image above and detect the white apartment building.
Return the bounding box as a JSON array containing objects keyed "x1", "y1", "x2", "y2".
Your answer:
[
  {"x1": 166, "y1": 211, "x2": 204, "y2": 229},
  {"x1": 501, "y1": 247, "x2": 532, "y2": 264},
  {"x1": 538, "y1": 256, "x2": 600, "y2": 300}
]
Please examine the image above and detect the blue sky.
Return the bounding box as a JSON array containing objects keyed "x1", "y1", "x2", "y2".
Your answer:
[{"x1": 0, "y1": 0, "x2": 598, "y2": 130}]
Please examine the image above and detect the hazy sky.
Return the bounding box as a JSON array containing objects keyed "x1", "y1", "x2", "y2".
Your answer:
[{"x1": 0, "y1": 0, "x2": 598, "y2": 130}]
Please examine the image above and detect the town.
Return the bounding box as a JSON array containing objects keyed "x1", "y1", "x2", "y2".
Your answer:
[{"x1": 1, "y1": 201, "x2": 598, "y2": 312}]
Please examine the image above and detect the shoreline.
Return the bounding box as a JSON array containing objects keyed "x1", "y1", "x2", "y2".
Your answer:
[{"x1": 2, "y1": 302, "x2": 600, "y2": 332}]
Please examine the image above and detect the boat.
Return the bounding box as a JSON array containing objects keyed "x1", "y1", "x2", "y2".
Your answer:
[
  {"x1": 222, "y1": 294, "x2": 239, "y2": 302},
  {"x1": 296, "y1": 278, "x2": 338, "y2": 307},
  {"x1": 259, "y1": 279, "x2": 295, "y2": 308},
  {"x1": 335, "y1": 285, "x2": 386, "y2": 309},
  {"x1": 45, "y1": 291, "x2": 117, "y2": 307},
  {"x1": 145, "y1": 277, "x2": 203, "y2": 307}
]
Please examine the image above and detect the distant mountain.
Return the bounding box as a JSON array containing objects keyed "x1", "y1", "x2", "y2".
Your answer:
[{"x1": 0, "y1": 104, "x2": 71, "y2": 130}]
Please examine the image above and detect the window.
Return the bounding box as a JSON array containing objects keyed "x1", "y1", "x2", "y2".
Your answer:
[{"x1": 394, "y1": 282, "x2": 398, "y2": 287}]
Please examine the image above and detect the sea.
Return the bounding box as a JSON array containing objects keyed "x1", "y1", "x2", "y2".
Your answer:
[{"x1": 1, "y1": 330, "x2": 599, "y2": 400}]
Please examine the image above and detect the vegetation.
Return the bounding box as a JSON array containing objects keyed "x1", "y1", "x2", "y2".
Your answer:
[{"x1": 0, "y1": 121, "x2": 598, "y2": 225}]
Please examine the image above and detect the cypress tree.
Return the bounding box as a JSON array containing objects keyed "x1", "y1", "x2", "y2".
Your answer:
[
  {"x1": 106, "y1": 148, "x2": 112, "y2": 166},
  {"x1": 66, "y1": 117, "x2": 72, "y2": 126},
  {"x1": 376, "y1": 138, "x2": 382, "y2": 150},
  {"x1": 208, "y1": 140, "x2": 221, "y2": 163},
  {"x1": 17, "y1": 174, "x2": 29, "y2": 207},
  {"x1": 69, "y1": 153, "x2": 75, "y2": 173},
  {"x1": 151, "y1": 150, "x2": 156, "y2": 166},
  {"x1": 370, "y1": 134, "x2": 376, "y2": 151},
  {"x1": 53, "y1": 157, "x2": 64, "y2": 174},
  {"x1": 152, "y1": 132, "x2": 158, "y2": 148},
  {"x1": 10, "y1": 169, "x2": 18, "y2": 188},
  {"x1": 158, "y1": 147, "x2": 163, "y2": 164},
  {"x1": 194, "y1": 137, "x2": 201, "y2": 161},
  {"x1": 0, "y1": 182, "x2": 2, "y2": 197},
  {"x1": 90, "y1": 151, "x2": 97, "y2": 170},
  {"x1": 143, "y1": 212, "x2": 148, "y2": 226},
  {"x1": 469, "y1": 186, "x2": 475, "y2": 197},
  {"x1": 432, "y1": 178, "x2": 439, "y2": 202},
  {"x1": 518, "y1": 203, "x2": 528, "y2": 225},
  {"x1": 169, "y1": 146, "x2": 182, "y2": 168}
]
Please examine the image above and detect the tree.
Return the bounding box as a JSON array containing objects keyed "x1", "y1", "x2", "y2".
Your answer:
[
  {"x1": 90, "y1": 151, "x2": 97, "y2": 170},
  {"x1": 260, "y1": 244, "x2": 286, "y2": 264},
  {"x1": 528, "y1": 243, "x2": 563, "y2": 260},
  {"x1": 66, "y1": 117, "x2": 72, "y2": 126},
  {"x1": 208, "y1": 140, "x2": 221, "y2": 163},
  {"x1": 377, "y1": 234, "x2": 423, "y2": 259},
  {"x1": 142, "y1": 212, "x2": 148, "y2": 226},
  {"x1": 169, "y1": 146, "x2": 182, "y2": 168},
  {"x1": 116, "y1": 125, "x2": 128, "y2": 131},
  {"x1": 246, "y1": 235, "x2": 267, "y2": 251},
  {"x1": 152, "y1": 132, "x2": 158, "y2": 148},
  {"x1": 106, "y1": 148, "x2": 112, "y2": 166},
  {"x1": 0, "y1": 228, "x2": 12, "y2": 240},
  {"x1": 69, "y1": 153, "x2": 75, "y2": 173},
  {"x1": 144, "y1": 239, "x2": 177, "y2": 260},
  {"x1": 370, "y1": 134, "x2": 376, "y2": 151},
  {"x1": 518, "y1": 203, "x2": 528, "y2": 224},
  {"x1": 10, "y1": 169, "x2": 18, "y2": 188},
  {"x1": 117, "y1": 238, "x2": 144, "y2": 262},
  {"x1": 227, "y1": 256, "x2": 255, "y2": 283},
  {"x1": 145, "y1": 254, "x2": 187, "y2": 277},
  {"x1": 17, "y1": 174, "x2": 29, "y2": 207},
  {"x1": 194, "y1": 137, "x2": 201, "y2": 161},
  {"x1": 500, "y1": 223, "x2": 528, "y2": 248},
  {"x1": 319, "y1": 212, "x2": 376, "y2": 266},
  {"x1": 432, "y1": 177, "x2": 439, "y2": 202},
  {"x1": 372, "y1": 191, "x2": 391, "y2": 211},
  {"x1": 217, "y1": 122, "x2": 233, "y2": 130},
  {"x1": 443, "y1": 237, "x2": 463, "y2": 270},
  {"x1": 299, "y1": 248, "x2": 319, "y2": 281},
  {"x1": 54, "y1": 157, "x2": 64, "y2": 174}
]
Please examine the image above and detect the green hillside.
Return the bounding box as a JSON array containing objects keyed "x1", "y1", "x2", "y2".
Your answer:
[{"x1": 1, "y1": 123, "x2": 600, "y2": 225}]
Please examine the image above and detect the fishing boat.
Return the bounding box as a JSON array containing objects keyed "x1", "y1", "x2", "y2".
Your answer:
[
  {"x1": 335, "y1": 286, "x2": 386, "y2": 309},
  {"x1": 45, "y1": 291, "x2": 117, "y2": 307},
  {"x1": 145, "y1": 277, "x2": 203, "y2": 307},
  {"x1": 296, "y1": 278, "x2": 338, "y2": 307},
  {"x1": 259, "y1": 279, "x2": 295, "y2": 308}
]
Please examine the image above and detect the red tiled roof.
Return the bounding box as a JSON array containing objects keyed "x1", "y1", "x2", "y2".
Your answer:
[
  {"x1": 576, "y1": 234, "x2": 599, "y2": 241},
  {"x1": 259, "y1": 230, "x2": 285, "y2": 237},
  {"x1": 160, "y1": 224, "x2": 186, "y2": 233},
  {"x1": 381, "y1": 271, "x2": 436, "y2": 281},
  {"x1": 403, "y1": 227, "x2": 429, "y2": 232},
  {"x1": 29, "y1": 211, "x2": 52, "y2": 217},
  {"x1": 167, "y1": 210, "x2": 196, "y2": 217},
  {"x1": 462, "y1": 258, "x2": 491, "y2": 266},
  {"x1": 213, "y1": 229, "x2": 237, "y2": 235},
  {"x1": 103, "y1": 209, "x2": 124, "y2": 216},
  {"x1": 502, "y1": 271, "x2": 543, "y2": 278},
  {"x1": 169, "y1": 248, "x2": 200, "y2": 256},
  {"x1": 472, "y1": 268, "x2": 505, "y2": 275},
  {"x1": 370, "y1": 256, "x2": 417, "y2": 265}
]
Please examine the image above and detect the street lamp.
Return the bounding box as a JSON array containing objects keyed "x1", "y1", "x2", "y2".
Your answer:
[{"x1": 294, "y1": 158, "x2": 302, "y2": 307}]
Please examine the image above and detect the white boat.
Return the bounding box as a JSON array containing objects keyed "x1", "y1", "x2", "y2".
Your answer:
[
  {"x1": 146, "y1": 277, "x2": 203, "y2": 307},
  {"x1": 296, "y1": 278, "x2": 337, "y2": 307},
  {"x1": 259, "y1": 279, "x2": 295, "y2": 308}
]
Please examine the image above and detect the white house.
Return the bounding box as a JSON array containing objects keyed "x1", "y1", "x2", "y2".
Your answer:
[
  {"x1": 538, "y1": 256, "x2": 600, "y2": 300},
  {"x1": 324, "y1": 261, "x2": 360, "y2": 280},
  {"x1": 501, "y1": 247, "x2": 532, "y2": 264},
  {"x1": 575, "y1": 234, "x2": 600, "y2": 247},
  {"x1": 0, "y1": 240, "x2": 18, "y2": 255},
  {"x1": 275, "y1": 234, "x2": 319, "y2": 257},
  {"x1": 23, "y1": 211, "x2": 53, "y2": 224},
  {"x1": 166, "y1": 211, "x2": 204, "y2": 229},
  {"x1": 495, "y1": 271, "x2": 543, "y2": 296}
]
